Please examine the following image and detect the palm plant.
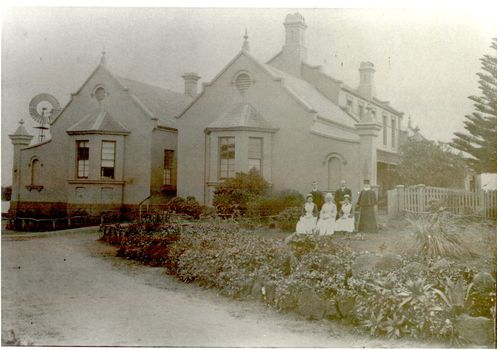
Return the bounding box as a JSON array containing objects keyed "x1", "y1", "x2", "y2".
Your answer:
[{"x1": 361, "y1": 311, "x2": 385, "y2": 336}]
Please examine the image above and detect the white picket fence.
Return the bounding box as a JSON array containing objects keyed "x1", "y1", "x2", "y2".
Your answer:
[{"x1": 387, "y1": 184, "x2": 497, "y2": 219}]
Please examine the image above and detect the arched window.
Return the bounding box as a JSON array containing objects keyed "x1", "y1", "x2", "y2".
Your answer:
[
  {"x1": 328, "y1": 157, "x2": 342, "y2": 191},
  {"x1": 31, "y1": 158, "x2": 41, "y2": 185},
  {"x1": 324, "y1": 153, "x2": 347, "y2": 191}
]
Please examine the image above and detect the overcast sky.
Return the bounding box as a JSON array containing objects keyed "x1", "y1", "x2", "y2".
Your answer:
[{"x1": 2, "y1": 6, "x2": 496, "y2": 186}]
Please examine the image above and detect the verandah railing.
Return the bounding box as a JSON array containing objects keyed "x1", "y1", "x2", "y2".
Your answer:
[{"x1": 387, "y1": 184, "x2": 497, "y2": 219}]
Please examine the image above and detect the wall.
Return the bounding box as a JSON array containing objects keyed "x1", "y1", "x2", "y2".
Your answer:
[
  {"x1": 13, "y1": 65, "x2": 155, "y2": 215},
  {"x1": 177, "y1": 52, "x2": 364, "y2": 205}
]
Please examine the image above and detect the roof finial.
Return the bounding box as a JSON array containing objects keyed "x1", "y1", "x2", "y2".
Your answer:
[
  {"x1": 242, "y1": 28, "x2": 250, "y2": 52},
  {"x1": 100, "y1": 46, "x2": 106, "y2": 66}
]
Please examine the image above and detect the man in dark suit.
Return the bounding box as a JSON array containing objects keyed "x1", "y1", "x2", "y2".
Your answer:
[
  {"x1": 310, "y1": 181, "x2": 324, "y2": 211},
  {"x1": 334, "y1": 180, "x2": 352, "y2": 219}
]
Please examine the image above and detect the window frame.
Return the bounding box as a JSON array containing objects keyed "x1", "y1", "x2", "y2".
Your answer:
[
  {"x1": 248, "y1": 137, "x2": 263, "y2": 175},
  {"x1": 218, "y1": 136, "x2": 235, "y2": 180},
  {"x1": 100, "y1": 140, "x2": 116, "y2": 179},
  {"x1": 76, "y1": 140, "x2": 90, "y2": 179},
  {"x1": 383, "y1": 114, "x2": 388, "y2": 146},
  {"x1": 391, "y1": 117, "x2": 396, "y2": 149},
  {"x1": 163, "y1": 149, "x2": 175, "y2": 186}
]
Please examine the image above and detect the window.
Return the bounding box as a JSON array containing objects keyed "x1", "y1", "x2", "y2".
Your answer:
[
  {"x1": 346, "y1": 98, "x2": 353, "y2": 113},
  {"x1": 248, "y1": 137, "x2": 263, "y2": 174},
  {"x1": 235, "y1": 73, "x2": 252, "y2": 93},
  {"x1": 219, "y1": 137, "x2": 235, "y2": 179},
  {"x1": 77, "y1": 141, "x2": 89, "y2": 178},
  {"x1": 31, "y1": 159, "x2": 40, "y2": 185},
  {"x1": 101, "y1": 141, "x2": 116, "y2": 179},
  {"x1": 391, "y1": 117, "x2": 396, "y2": 148},
  {"x1": 163, "y1": 150, "x2": 175, "y2": 186},
  {"x1": 383, "y1": 114, "x2": 388, "y2": 146}
]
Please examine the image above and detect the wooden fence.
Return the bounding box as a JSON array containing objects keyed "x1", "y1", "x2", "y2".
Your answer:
[{"x1": 387, "y1": 184, "x2": 497, "y2": 219}]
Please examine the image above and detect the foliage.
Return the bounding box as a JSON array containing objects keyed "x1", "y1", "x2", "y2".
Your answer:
[
  {"x1": 406, "y1": 212, "x2": 477, "y2": 259},
  {"x1": 164, "y1": 196, "x2": 203, "y2": 219},
  {"x1": 101, "y1": 221, "x2": 492, "y2": 345},
  {"x1": 395, "y1": 139, "x2": 467, "y2": 188},
  {"x1": 246, "y1": 190, "x2": 304, "y2": 220},
  {"x1": 451, "y1": 37, "x2": 497, "y2": 174},
  {"x1": 276, "y1": 207, "x2": 302, "y2": 231},
  {"x1": 433, "y1": 277, "x2": 473, "y2": 316},
  {"x1": 213, "y1": 171, "x2": 270, "y2": 216},
  {"x1": 1, "y1": 186, "x2": 12, "y2": 202}
]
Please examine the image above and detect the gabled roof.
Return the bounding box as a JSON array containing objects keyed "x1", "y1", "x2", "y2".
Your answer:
[
  {"x1": 67, "y1": 109, "x2": 130, "y2": 135},
  {"x1": 207, "y1": 103, "x2": 275, "y2": 131},
  {"x1": 116, "y1": 76, "x2": 193, "y2": 126},
  {"x1": 52, "y1": 62, "x2": 192, "y2": 129},
  {"x1": 263, "y1": 64, "x2": 358, "y2": 129}
]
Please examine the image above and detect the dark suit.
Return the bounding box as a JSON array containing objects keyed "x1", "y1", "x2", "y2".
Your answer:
[
  {"x1": 357, "y1": 189, "x2": 378, "y2": 233},
  {"x1": 311, "y1": 190, "x2": 324, "y2": 211},
  {"x1": 334, "y1": 187, "x2": 352, "y2": 218}
]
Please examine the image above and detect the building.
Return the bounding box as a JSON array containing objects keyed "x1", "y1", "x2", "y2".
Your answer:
[
  {"x1": 9, "y1": 12, "x2": 409, "y2": 216},
  {"x1": 8, "y1": 53, "x2": 195, "y2": 217},
  {"x1": 176, "y1": 13, "x2": 405, "y2": 204}
]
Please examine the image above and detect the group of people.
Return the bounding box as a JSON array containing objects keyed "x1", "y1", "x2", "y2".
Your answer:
[{"x1": 295, "y1": 179, "x2": 378, "y2": 235}]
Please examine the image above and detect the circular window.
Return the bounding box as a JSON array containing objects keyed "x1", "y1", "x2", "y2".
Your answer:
[
  {"x1": 94, "y1": 86, "x2": 106, "y2": 102},
  {"x1": 235, "y1": 73, "x2": 252, "y2": 93}
]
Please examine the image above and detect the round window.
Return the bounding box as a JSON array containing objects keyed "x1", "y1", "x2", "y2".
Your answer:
[{"x1": 235, "y1": 73, "x2": 251, "y2": 93}]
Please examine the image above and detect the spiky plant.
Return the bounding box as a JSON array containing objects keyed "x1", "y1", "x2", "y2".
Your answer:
[{"x1": 406, "y1": 212, "x2": 477, "y2": 259}]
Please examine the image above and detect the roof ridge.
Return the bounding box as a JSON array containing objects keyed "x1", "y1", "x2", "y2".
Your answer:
[{"x1": 117, "y1": 75, "x2": 186, "y2": 97}]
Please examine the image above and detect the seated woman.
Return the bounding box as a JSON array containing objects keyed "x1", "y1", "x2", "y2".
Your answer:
[
  {"x1": 295, "y1": 194, "x2": 318, "y2": 234},
  {"x1": 316, "y1": 193, "x2": 337, "y2": 235},
  {"x1": 335, "y1": 194, "x2": 355, "y2": 233}
]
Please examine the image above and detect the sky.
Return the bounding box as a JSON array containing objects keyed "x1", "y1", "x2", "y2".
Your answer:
[{"x1": 2, "y1": 5, "x2": 496, "y2": 186}]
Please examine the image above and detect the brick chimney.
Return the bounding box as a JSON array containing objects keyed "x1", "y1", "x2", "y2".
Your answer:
[
  {"x1": 358, "y1": 62, "x2": 376, "y2": 101},
  {"x1": 182, "y1": 73, "x2": 200, "y2": 98}
]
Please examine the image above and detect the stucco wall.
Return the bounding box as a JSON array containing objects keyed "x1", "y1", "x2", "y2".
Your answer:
[
  {"x1": 13, "y1": 66, "x2": 156, "y2": 214},
  {"x1": 177, "y1": 53, "x2": 364, "y2": 205}
]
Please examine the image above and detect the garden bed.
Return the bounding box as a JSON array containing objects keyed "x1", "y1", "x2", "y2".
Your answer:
[{"x1": 100, "y1": 214, "x2": 496, "y2": 347}]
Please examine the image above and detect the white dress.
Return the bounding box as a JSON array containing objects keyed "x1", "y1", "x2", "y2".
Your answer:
[
  {"x1": 316, "y1": 202, "x2": 337, "y2": 235},
  {"x1": 295, "y1": 202, "x2": 317, "y2": 234},
  {"x1": 335, "y1": 202, "x2": 355, "y2": 232}
]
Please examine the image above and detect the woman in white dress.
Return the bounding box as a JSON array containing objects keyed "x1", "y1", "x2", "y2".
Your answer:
[
  {"x1": 295, "y1": 194, "x2": 318, "y2": 234},
  {"x1": 335, "y1": 194, "x2": 355, "y2": 233},
  {"x1": 316, "y1": 193, "x2": 337, "y2": 235}
]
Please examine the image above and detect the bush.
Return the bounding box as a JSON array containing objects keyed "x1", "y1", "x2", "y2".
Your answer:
[
  {"x1": 276, "y1": 207, "x2": 302, "y2": 231},
  {"x1": 213, "y1": 171, "x2": 270, "y2": 216},
  {"x1": 246, "y1": 190, "x2": 304, "y2": 221},
  {"x1": 164, "y1": 196, "x2": 203, "y2": 219},
  {"x1": 405, "y1": 212, "x2": 477, "y2": 259}
]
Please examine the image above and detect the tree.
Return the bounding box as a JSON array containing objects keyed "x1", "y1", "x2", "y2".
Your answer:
[
  {"x1": 450, "y1": 38, "x2": 497, "y2": 174},
  {"x1": 395, "y1": 139, "x2": 467, "y2": 188}
]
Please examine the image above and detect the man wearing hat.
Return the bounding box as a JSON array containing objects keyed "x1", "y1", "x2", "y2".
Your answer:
[
  {"x1": 356, "y1": 179, "x2": 378, "y2": 233},
  {"x1": 334, "y1": 180, "x2": 352, "y2": 219}
]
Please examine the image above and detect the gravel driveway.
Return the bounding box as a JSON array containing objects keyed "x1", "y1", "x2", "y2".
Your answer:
[{"x1": 2, "y1": 228, "x2": 445, "y2": 347}]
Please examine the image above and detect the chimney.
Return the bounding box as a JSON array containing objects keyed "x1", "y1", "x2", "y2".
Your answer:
[
  {"x1": 182, "y1": 73, "x2": 201, "y2": 98},
  {"x1": 358, "y1": 62, "x2": 376, "y2": 100},
  {"x1": 279, "y1": 13, "x2": 307, "y2": 77}
]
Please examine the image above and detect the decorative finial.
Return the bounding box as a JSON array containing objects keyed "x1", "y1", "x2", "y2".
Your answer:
[
  {"x1": 242, "y1": 28, "x2": 250, "y2": 52},
  {"x1": 100, "y1": 46, "x2": 106, "y2": 66}
]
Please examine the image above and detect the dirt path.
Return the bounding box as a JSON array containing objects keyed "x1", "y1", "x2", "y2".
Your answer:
[{"x1": 2, "y1": 228, "x2": 446, "y2": 347}]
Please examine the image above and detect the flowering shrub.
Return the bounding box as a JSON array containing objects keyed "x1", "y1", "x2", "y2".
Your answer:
[
  {"x1": 164, "y1": 196, "x2": 204, "y2": 219},
  {"x1": 102, "y1": 224, "x2": 492, "y2": 345}
]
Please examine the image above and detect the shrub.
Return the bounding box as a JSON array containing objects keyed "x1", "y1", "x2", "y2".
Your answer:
[
  {"x1": 405, "y1": 212, "x2": 477, "y2": 259},
  {"x1": 246, "y1": 190, "x2": 304, "y2": 220},
  {"x1": 276, "y1": 207, "x2": 302, "y2": 231},
  {"x1": 212, "y1": 172, "x2": 270, "y2": 216},
  {"x1": 164, "y1": 196, "x2": 203, "y2": 219}
]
